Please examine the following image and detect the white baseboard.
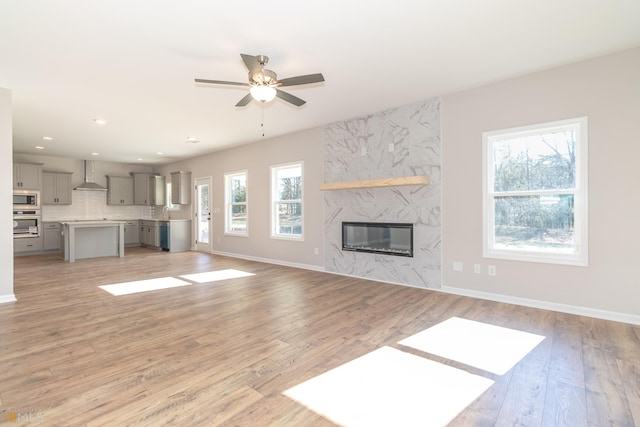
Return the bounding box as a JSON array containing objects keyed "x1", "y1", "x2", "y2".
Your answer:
[
  {"x1": 206, "y1": 250, "x2": 640, "y2": 326},
  {"x1": 210, "y1": 250, "x2": 325, "y2": 273},
  {"x1": 0, "y1": 294, "x2": 17, "y2": 304},
  {"x1": 441, "y1": 285, "x2": 640, "y2": 326}
]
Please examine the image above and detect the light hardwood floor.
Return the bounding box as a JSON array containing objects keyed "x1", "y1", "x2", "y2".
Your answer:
[{"x1": 2, "y1": 248, "x2": 639, "y2": 426}]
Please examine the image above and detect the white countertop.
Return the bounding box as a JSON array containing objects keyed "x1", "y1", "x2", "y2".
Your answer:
[
  {"x1": 140, "y1": 219, "x2": 191, "y2": 223},
  {"x1": 53, "y1": 218, "x2": 191, "y2": 224},
  {"x1": 61, "y1": 220, "x2": 125, "y2": 226}
]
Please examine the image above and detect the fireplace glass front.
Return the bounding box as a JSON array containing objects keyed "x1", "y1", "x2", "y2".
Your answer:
[{"x1": 342, "y1": 222, "x2": 413, "y2": 257}]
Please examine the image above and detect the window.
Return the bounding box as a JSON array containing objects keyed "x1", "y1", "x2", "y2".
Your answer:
[
  {"x1": 224, "y1": 171, "x2": 248, "y2": 236},
  {"x1": 271, "y1": 162, "x2": 303, "y2": 240},
  {"x1": 483, "y1": 117, "x2": 588, "y2": 266},
  {"x1": 166, "y1": 183, "x2": 179, "y2": 210}
]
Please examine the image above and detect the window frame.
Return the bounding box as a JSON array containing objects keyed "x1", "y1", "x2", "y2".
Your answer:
[
  {"x1": 482, "y1": 117, "x2": 588, "y2": 266},
  {"x1": 270, "y1": 161, "x2": 304, "y2": 241},
  {"x1": 166, "y1": 182, "x2": 180, "y2": 211},
  {"x1": 224, "y1": 170, "x2": 248, "y2": 237}
]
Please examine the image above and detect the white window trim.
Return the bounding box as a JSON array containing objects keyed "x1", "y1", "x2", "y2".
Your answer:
[
  {"x1": 224, "y1": 170, "x2": 248, "y2": 237},
  {"x1": 165, "y1": 182, "x2": 180, "y2": 211},
  {"x1": 270, "y1": 161, "x2": 304, "y2": 241},
  {"x1": 482, "y1": 117, "x2": 588, "y2": 266}
]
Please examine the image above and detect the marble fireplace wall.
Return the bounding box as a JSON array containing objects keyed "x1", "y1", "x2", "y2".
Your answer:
[{"x1": 323, "y1": 97, "x2": 441, "y2": 289}]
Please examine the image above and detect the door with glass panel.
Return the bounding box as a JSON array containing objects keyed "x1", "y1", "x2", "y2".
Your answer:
[{"x1": 194, "y1": 177, "x2": 212, "y2": 253}]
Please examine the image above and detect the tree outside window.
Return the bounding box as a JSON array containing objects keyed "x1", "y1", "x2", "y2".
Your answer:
[
  {"x1": 225, "y1": 171, "x2": 247, "y2": 236},
  {"x1": 271, "y1": 162, "x2": 303, "y2": 240},
  {"x1": 483, "y1": 117, "x2": 588, "y2": 266}
]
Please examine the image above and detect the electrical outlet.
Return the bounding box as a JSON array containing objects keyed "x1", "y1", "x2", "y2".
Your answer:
[
  {"x1": 488, "y1": 265, "x2": 496, "y2": 276},
  {"x1": 360, "y1": 146, "x2": 367, "y2": 156},
  {"x1": 474, "y1": 264, "x2": 481, "y2": 274},
  {"x1": 452, "y1": 262, "x2": 463, "y2": 272},
  {"x1": 388, "y1": 143, "x2": 394, "y2": 152},
  {"x1": 314, "y1": 247, "x2": 319, "y2": 255}
]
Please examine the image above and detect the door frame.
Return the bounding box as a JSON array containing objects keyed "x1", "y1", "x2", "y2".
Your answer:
[{"x1": 194, "y1": 176, "x2": 213, "y2": 253}]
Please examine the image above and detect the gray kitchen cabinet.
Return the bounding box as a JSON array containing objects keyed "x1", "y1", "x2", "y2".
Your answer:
[
  {"x1": 124, "y1": 220, "x2": 139, "y2": 245},
  {"x1": 170, "y1": 171, "x2": 191, "y2": 205},
  {"x1": 43, "y1": 222, "x2": 62, "y2": 251},
  {"x1": 106, "y1": 176, "x2": 134, "y2": 205},
  {"x1": 42, "y1": 172, "x2": 73, "y2": 205},
  {"x1": 131, "y1": 172, "x2": 152, "y2": 205},
  {"x1": 164, "y1": 220, "x2": 191, "y2": 252},
  {"x1": 140, "y1": 220, "x2": 159, "y2": 247},
  {"x1": 150, "y1": 175, "x2": 166, "y2": 206},
  {"x1": 132, "y1": 173, "x2": 166, "y2": 206},
  {"x1": 14, "y1": 236, "x2": 44, "y2": 254},
  {"x1": 13, "y1": 163, "x2": 42, "y2": 189}
]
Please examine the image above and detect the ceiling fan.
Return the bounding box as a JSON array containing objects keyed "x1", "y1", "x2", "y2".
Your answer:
[{"x1": 195, "y1": 54, "x2": 325, "y2": 107}]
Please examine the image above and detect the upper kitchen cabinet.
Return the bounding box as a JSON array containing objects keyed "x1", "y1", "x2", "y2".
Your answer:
[
  {"x1": 170, "y1": 171, "x2": 191, "y2": 205},
  {"x1": 131, "y1": 172, "x2": 152, "y2": 205},
  {"x1": 131, "y1": 173, "x2": 166, "y2": 206},
  {"x1": 14, "y1": 163, "x2": 42, "y2": 189},
  {"x1": 42, "y1": 171, "x2": 73, "y2": 205},
  {"x1": 106, "y1": 175, "x2": 134, "y2": 205},
  {"x1": 150, "y1": 175, "x2": 166, "y2": 206}
]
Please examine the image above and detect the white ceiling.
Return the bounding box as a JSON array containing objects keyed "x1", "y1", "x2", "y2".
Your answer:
[{"x1": 2, "y1": 1, "x2": 639, "y2": 165}]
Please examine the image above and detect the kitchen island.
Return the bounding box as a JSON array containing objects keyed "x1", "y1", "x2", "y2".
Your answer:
[{"x1": 61, "y1": 220, "x2": 125, "y2": 263}]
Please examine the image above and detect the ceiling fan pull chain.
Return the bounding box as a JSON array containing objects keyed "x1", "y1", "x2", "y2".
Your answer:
[{"x1": 261, "y1": 107, "x2": 265, "y2": 137}]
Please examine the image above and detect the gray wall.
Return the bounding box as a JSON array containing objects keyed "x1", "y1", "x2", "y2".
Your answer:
[
  {"x1": 323, "y1": 98, "x2": 441, "y2": 288},
  {"x1": 1, "y1": 87, "x2": 14, "y2": 301},
  {"x1": 442, "y1": 47, "x2": 640, "y2": 318},
  {"x1": 154, "y1": 127, "x2": 326, "y2": 268}
]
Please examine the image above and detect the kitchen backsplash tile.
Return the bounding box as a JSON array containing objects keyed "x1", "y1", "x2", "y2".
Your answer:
[{"x1": 42, "y1": 191, "x2": 154, "y2": 221}]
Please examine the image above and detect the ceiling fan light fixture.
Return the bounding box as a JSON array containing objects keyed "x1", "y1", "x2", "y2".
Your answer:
[{"x1": 250, "y1": 85, "x2": 277, "y2": 103}]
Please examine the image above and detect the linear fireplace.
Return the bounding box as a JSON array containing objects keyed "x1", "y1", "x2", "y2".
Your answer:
[{"x1": 342, "y1": 222, "x2": 413, "y2": 257}]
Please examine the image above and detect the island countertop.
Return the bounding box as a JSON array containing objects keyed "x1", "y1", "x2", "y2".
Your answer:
[{"x1": 60, "y1": 220, "x2": 126, "y2": 226}]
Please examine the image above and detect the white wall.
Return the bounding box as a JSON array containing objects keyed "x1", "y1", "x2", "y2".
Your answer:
[
  {"x1": 1, "y1": 87, "x2": 15, "y2": 302},
  {"x1": 154, "y1": 127, "x2": 325, "y2": 268},
  {"x1": 441, "y1": 48, "x2": 640, "y2": 319}
]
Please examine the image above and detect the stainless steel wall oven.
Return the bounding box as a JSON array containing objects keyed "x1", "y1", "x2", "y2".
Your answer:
[{"x1": 13, "y1": 210, "x2": 41, "y2": 238}]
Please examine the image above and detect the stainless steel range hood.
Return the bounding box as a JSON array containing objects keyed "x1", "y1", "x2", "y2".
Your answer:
[{"x1": 74, "y1": 160, "x2": 108, "y2": 191}]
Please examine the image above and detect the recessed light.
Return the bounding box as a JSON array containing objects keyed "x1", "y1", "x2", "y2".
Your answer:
[
  {"x1": 94, "y1": 118, "x2": 107, "y2": 125},
  {"x1": 186, "y1": 137, "x2": 199, "y2": 144},
  {"x1": 35, "y1": 146, "x2": 45, "y2": 150},
  {"x1": 156, "y1": 152, "x2": 164, "y2": 155},
  {"x1": 42, "y1": 136, "x2": 53, "y2": 141},
  {"x1": 91, "y1": 152, "x2": 99, "y2": 156},
  {"x1": 137, "y1": 158, "x2": 144, "y2": 161}
]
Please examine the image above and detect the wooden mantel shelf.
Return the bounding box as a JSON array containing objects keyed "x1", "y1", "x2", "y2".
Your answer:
[{"x1": 320, "y1": 175, "x2": 430, "y2": 191}]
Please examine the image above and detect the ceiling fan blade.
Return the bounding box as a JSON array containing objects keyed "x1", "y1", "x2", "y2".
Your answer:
[
  {"x1": 278, "y1": 73, "x2": 325, "y2": 87},
  {"x1": 240, "y1": 54, "x2": 261, "y2": 75},
  {"x1": 235, "y1": 93, "x2": 253, "y2": 107},
  {"x1": 195, "y1": 78, "x2": 249, "y2": 87},
  {"x1": 276, "y1": 89, "x2": 306, "y2": 107}
]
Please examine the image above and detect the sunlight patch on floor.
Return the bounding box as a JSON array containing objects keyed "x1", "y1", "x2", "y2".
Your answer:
[
  {"x1": 99, "y1": 277, "x2": 192, "y2": 296},
  {"x1": 399, "y1": 317, "x2": 545, "y2": 375},
  {"x1": 284, "y1": 346, "x2": 494, "y2": 427},
  {"x1": 179, "y1": 269, "x2": 255, "y2": 283}
]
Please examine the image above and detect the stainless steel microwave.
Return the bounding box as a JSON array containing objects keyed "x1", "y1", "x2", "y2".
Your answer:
[{"x1": 13, "y1": 190, "x2": 40, "y2": 210}]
